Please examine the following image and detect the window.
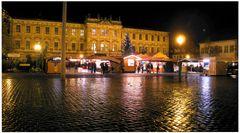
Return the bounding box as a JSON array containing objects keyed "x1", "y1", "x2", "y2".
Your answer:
[
  {"x1": 55, "y1": 27, "x2": 59, "y2": 35},
  {"x1": 152, "y1": 35, "x2": 154, "y2": 41},
  {"x1": 224, "y1": 45, "x2": 228, "y2": 53},
  {"x1": 139, "y1": 46, "x2": 142, "y2": 52},
  {"x1": 145, "y1": 34, "x2": 148, "y2": 40},
  {"x1": 158, "y1": 36, "x2": 160, "y2": 41},
  {"x1": 54, "y1": 42, "x2": 58, "y2": 50},
  {"x1": 92, "y1": 42, "x2": 96, "y2": 52},
  {"x1": 145, "y1": 47, "x2": 148, "y2": 53},
  {"x1": 128, "y1": 59, "x2": 135, "y2": 66},
  {"x1": 72, "y1": 29, "x2": 76, "y2": 36},
  {"x1": 16, "y1": 25, "x2": 21, "y2": 32},
  {"x1": 218, "y1": 46, "x2": 222, "y2": 53},
  {"x1": 163, "y1": 36, "x2": 165, "y2": 42},
  {"x1": 151, "y1": 47, "x2": 154, "y2": 53},
  {"x1": 163, "y1": 48, "x2": 166, "y2": 54},
  {"x1": 101, "y1": 29, "x2": 108, "y2": 36},
  {"x1": 100, "y1": 43, "x2": 104, "y2": 51},
  {"x1": 157, "y1": 47, "x2": 160, "y2": 52},
  {"x1": 72, "y1": 43, "x2": 76, "y2": 50},
  {"x1": 15, "y1": 40, "x2": 20, "y2": 49},
  {"x1": 26, "y1": 26, "x2": 30, "y2": 33},
  {"x1": 204, "y1": 47, "x2": 208, "y2": 54},
  {"x1": 45, "y1": 27, "x2": 50, "y2": 34},
  {"x1": 112, "y1": 44, "x2": 117, "y2": 52},
  {"x1": 133, "y1": 34, "x2": 136, "y2": 40},
  {"x1": 80, "y1": 43, "x2": 84, "y2": 51},
  {"x1": 80, "y1": 29, "x2": 84, "y2": 36},
  {"x1": 36, "y1": 26, "x2": 40, "y2": 34},
  {"x1": 230, "y1": 45, "x2": 234, "y2": 53},
  {"x1": 139, "y1": 34, "x2": 142, "y2": 40},
  {"x1": 92, "y1": 28, "x2": 96, "y2": 36},
  {"x1": 26, "y1": 41, "x2": 30, "y2": 50}
]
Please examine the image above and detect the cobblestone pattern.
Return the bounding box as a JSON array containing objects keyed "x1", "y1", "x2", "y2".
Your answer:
[{"x1": 2, "y1": 74, "x2": 238, "y2": 131}]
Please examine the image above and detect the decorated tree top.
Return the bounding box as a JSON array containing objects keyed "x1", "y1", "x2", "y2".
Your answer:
[{"x1": 122, "y1": 33, "x2": 134, "y2": 56}]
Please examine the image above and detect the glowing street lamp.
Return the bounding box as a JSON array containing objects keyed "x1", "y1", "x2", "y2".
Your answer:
[
  {"x1": 186, "y1": 54, "x2": 190, "y2": 59},
  {"x1": 176, "y1": 34, "x2": 186, "y2": 81},
  {"x1": 34, "y1": 44, "x2": 42, "y2": 51},
  {"x1": 176, "y1": 35, "x2": 185, "y2": 45}
]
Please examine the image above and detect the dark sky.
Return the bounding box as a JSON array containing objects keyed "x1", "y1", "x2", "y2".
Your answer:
[{"x1": 2, "y1": 1, "x2": 238, "y2": 46}]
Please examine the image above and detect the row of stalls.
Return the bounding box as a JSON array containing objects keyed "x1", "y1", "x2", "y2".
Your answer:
[{"x1": 45, "y1": 52, "x2": 231, "y2": 75}]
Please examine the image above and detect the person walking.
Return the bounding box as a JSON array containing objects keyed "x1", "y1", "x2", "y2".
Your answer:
[
  {"x1": 100, "y1": 62, "x2": 104, "y2": 74},
  {"x1": 93, "y1": 62, "x2": 96, "y2": 73},
  {"x1": 105, "y1": 63, "x2": 109, "y2": 73},
  {"x1": 157, "y1": 64, "x2": 160, "y2": 74}
]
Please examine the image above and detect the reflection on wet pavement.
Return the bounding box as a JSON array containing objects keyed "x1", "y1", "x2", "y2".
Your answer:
[{"x1": 2, "y1": 74, "x2": 238, "y2": 131}]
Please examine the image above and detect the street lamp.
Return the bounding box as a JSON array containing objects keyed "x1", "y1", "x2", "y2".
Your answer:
[
  {"x1": 176, "y1": 35, "x2": 185, "y2": 46},
  {"x1": 34, "y1": 43, "x2": 42, "y2": 69},
  {"x1": 186, "y1": 54, "x2": 190, "y2": 59},
  {"x1": 176, "y1": 34, "x2": 186, "y2": 81}
]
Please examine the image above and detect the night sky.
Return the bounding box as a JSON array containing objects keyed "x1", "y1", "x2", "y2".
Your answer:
[{"x1": 2, "y1": 1, "x2": 238, "y2": 46}]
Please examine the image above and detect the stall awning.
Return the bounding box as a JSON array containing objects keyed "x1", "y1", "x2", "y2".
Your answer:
[{"x1": 86, "y1": 55, "x2": 121, "y2": 63}]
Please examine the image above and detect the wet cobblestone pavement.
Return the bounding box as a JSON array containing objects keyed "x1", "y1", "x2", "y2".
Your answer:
[{"x1": 2, "y1": 73, "x2": 238, "y2": 131}]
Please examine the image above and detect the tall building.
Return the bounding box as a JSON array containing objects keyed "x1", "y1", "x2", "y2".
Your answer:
[
  {"x1": 200, "y1": 39, "x2": 238, "y2": 62},
  {"x1": 9, "y1": 16, "x2": 169, "y2": 61}
]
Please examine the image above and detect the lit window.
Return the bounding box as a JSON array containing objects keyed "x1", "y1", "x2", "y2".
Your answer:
[
  {"x1": 15, "y1": 40, "x2": 20, "y2": 49},
  {"x1": 128, "y1": 59, "x2": 135, "y2": 66},
  {"x1": 72, "y1": 29, "x2": 76, "y2": 36},
  {"x1": 139, "y1": 34, "x2": 142, "y2": 40},
  {"x1": 92, "y1": 28, "x2": 96, "y2": 36},
  {"x1": 139, "y1": 46, "x2": 142, "y2": 52},
  {"x1": 112, "y1": 44, "x2": 117, "y2": 51},
  {"x1": 16, "y1": 25, "x2": 21, "y2": 32},
  {"x1": 157, "y1": 47, "x2": 160, "y2": 52},
  {"x1": 55, "y1": 27, "x2": 58, "y2": 34},
  {"x1": 80, "y1": 29, "x2": 84, "y2": 36},
  {"x1": 92, "y1": 42, "x2": 96, "y2": 52},
  {"x1": 26, "y1": 26, "x2": 30, "y2": 33},
  {"x1": 26, "y1": 41, "x2": 30, "y2": 50},
  {"x1": 151, "y1": 47, "x2": 154, "y2": 53},
  {"x1": 152, "y1": 35, "x2": 154, "y2": 41},
  {"x1": 36, "y1": 26, "x2": 40, "y2": 34},
  {"x1": 101, "y1": 29, "x2": 108, "y2": 36},
  {"x1": 100, "y1": 43, "x2": 104, "y2": 51},
  {"x1": 145, "y1": 34, "x2": 148, "y2": 40},
  {"x1": 45, "y1": 27, "x2": 50, "y2": 34}
]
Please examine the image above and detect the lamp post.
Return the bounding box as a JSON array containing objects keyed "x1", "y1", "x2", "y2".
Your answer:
[
  {"x1": 61, "y1": 2, "x2": 67, "y2": 80},
  {"x1": 34, "y1": 43, "x2": 42, "y2": 69},
  {"x1": 176, "y1": 34, "x2": 186, "y2": 81}
]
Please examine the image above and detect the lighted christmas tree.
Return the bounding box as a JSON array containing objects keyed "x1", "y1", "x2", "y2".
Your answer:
[{"x1": 122, "y1": 33, "x2": 134, "y2": 56}]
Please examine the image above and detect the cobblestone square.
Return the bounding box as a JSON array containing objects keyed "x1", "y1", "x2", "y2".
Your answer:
[{"x1": 2, "y1": 73, "x2": 238, "y2": 132}]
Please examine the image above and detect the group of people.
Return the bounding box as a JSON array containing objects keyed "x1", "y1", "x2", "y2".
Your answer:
[
  {"x1": 88, "y1": 62, "x2": 97, "y2": 73},
  {"x1": 137, "y1": 62, "x2": 161, "y2": 74},
  {"x1": 100, "y1": 62, "x2": 109, "y2": 74}
]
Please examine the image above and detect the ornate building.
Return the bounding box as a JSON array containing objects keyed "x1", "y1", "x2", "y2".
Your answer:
[{"x1": 9, "y1": 17, "x2": 169, "y2": 60}]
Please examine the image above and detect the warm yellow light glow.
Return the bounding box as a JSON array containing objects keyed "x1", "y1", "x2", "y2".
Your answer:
[
  {"x1": 34, "y1": 44, "x2": 41, "y2": 51},
  {"x1": 186, "y1": 54, "x2": 190, "y2": 59},
  {"x1": 176, "y1": 35, "x2": 185, "y2": 45},
  {"x1": 79, "y1": 54, "x2": 83, "y2": 58}
]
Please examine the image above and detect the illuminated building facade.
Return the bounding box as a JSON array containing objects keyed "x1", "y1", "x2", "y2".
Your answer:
[
  {"x1": 200, "y1": 39, "x2": 238, "y2": 62},
  {"x1": 10, "y1": 17, "x2": 169, "y2": 60}
]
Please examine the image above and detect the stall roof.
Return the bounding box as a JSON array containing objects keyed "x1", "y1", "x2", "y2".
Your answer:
[{"x1": 86, "y1": 55, "x2": 121, "y2": 63}]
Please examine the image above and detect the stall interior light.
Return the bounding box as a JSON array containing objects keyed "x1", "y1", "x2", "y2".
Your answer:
[
  {"x1": 203, "y1": 59, "x2": 210, "y2": 63},
  {"x1": 53, "y1": 57, "x2": 61, "y2": 61}
]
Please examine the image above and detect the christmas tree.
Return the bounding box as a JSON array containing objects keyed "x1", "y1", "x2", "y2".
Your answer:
[{"x1": 122, "y1": 33, "x2": 134, "y2": 56}]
